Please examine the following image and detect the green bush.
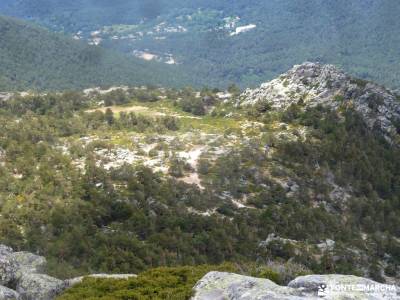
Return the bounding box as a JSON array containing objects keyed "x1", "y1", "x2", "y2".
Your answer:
[
  {"x1": 57, "y1": 264, "x2": 237, "y2": 300},
  {"x1": 384, "y1": 265, "x2": 397, "y2": 277},
  {"x1": 256, "y1": 267, "x2": 281, "y2": 284}
]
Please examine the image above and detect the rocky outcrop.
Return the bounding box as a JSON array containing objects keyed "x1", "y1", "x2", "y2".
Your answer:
[
  {"x1": 0, "y1": 286, "x2": 19, "y2": 300},
  {"x1": 193, "y1": 272, "x2": 301, "y2": 300},
  {"x1": 289, "y1": 274, "x2": 399, "y2": 299},
  {"x1": 239, "y1": 62, "x2": 400, "y2": 142},
  {"x1": 11, "y1": 252, "x2": 46, "y2": 275},
  {"x1": 259, "y1": 233, "x2": 300, "y2": 248},
  {"x1": 0, "y1": 256, "x2": 18, "y2": 287},
  {"x1": 0, "y1": 245, "x2": 17, "y2": 287},
  {"x1": 0, "y1": 93, "x2": 12, "y2": 102},
  {"x1": 16, "y1": 274, "x2": 65, "y2": 300},
  {"x1": 193, "y1": 272, "x2": 399, "y2": 300},
  {"x1": 0, "y1": 244, "x2": 137, "y2": 300},
  {"x1": 0, "y1": 245, "x2": 66, "y2": 300}
]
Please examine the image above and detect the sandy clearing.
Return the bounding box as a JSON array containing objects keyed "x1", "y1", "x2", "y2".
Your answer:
[
  {"x1": 178, "y1": 146, "x2": 205, "y2": 168},
  {"x1": 86, "y1": 105, "x2": 202, "y2": 119},
  {"x1": 86, "y1": 105, "x2": 151, "y2": 114},
  {"x1": 181, "y1": 172, "x2": 204, "y2": 189},
  {"x1": 177, "y1": 145, "x2": 207, "y2": 189}
]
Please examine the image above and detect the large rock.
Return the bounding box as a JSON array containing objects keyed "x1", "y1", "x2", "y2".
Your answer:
[
  {"x1": 16, "y1": 273, "x2": 65, "y2": 300},
  {"x1": 192, "y1": 271, "x2": 305, "y2": 300},
  {"x1": 0, "y1": 286, "x2": 19, "y2": 300},
  {"x1": 0, "y1": 247, "x2": 48, "y2": 287},
  {"x1": 239, "y1": 62, "x2": 400, "y2": 141},
  {"x1": 0, "y1": 255, "x2": 18, "y2": 286},
  {"x1": 10, "y1": 252, "x2": 47, "y2": 275},
  {"x1": 193, "y1": 272, "x2": 399, "y2": 300},
  {"x1": 0, "y1": 247, "x2": 12, "y2": 257},
  {"x1": 288, "y1": 274, "x2": 400, "y2": 299},
  {"x1": 0, "y1": 243, "x2": 139, "y2": 299},
  {"x1": 0, "y1": 245, "x2": 65, "y2": 300}
]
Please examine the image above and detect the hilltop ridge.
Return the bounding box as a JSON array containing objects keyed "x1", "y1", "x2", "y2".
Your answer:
[
  {"x1": 0, "y1": 15, "x2": 186, "y2": 91},
  {"x1": 1, "y1": 1, "x2": 400, "y2": 89},
  {"x1": 240, "y1": 62, "x2": 400, "y2": 141}
]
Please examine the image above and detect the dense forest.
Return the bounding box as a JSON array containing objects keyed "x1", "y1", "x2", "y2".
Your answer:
[{"x1": 0, "y1": 15, "x2": 186, "y2": 91}]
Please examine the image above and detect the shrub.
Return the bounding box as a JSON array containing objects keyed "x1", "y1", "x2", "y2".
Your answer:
[
  {"x1": 179, "y1": 98, "x2": 206, "y2": 116},
  {"x1": 57, "y1": 264, "x2": 237, "y2": 300},
  {"x1": 350, "y1": 78, "x2": 368, "y2": 88},
  {"x1": 384, "y1": 265, "x2": 397, "y2": 277},
  {"x1": 334, "y1": 94, "x2": 345, "y2": 102},
  {"x1": 197, "y1": 158, "x2": 211, "y2": 175},
  {"x1": 256, "y1": 267, "x2": 281, "y2": 283},
  {"x1": 168, "y1": 156, "x2": 187, "y2": 177}
]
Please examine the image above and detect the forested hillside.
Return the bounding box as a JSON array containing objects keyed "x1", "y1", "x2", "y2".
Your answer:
[
  {"x1": 0, "y1": 15, "x2": 186, "y2": 91},
  {"x1": 0, "y1": 65, "x2": 399, "y2": 286},
  {"x1": 1, "y1": 0, "x2": 399, "y2": 89},
  {"x1": 0, "y1": 1, "x2": 399, "y2": 298}
]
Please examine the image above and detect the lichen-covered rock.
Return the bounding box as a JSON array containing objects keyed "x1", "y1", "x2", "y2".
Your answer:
[
  {"x1": 192, "y1": 271, "x2": 305, "y2": 300},
  {"x1": 289, "y1": 274, "x2": 399, "y2": 299},
  {"x1": 0, "y1": 244, "x2": 140, "y2": 300},
  {"x1": 0, "y1": 286, "x2": 19, "y2": 300},
  {"x1": 16, "y1": 273, "x2": 65, "y2": 300},
  {"x1": 0, "y1": 247, "x2": 48, "y2": 287},
  {"x1": 239, "y1": 62, "x2": 400, "y2": 142},
  {"x1": 0, "y1": 256, "x2": 18, "y2": 287},
  {"x1": 0, "y1": 247, "x2": 13, "y2": 258},
  {"x1": 193, "y1": 272, "x2": 400, "y2": 300},
  {"x1": 10, "y1": 252, "x2": 47, "y2": 275}
]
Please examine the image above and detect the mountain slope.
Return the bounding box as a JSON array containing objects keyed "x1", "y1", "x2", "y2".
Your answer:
[
  {"x1": 0, "y1": 15, "x2": 186, "y2": 91},
  {"x1": 0, "y1": 64, "x2": 399, "y2": 283},
  {"x1": 1, "y1": 0, "x2": 399, "y2": 89}
]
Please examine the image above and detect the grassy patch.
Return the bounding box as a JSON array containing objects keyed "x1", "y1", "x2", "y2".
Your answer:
[
  {"x1": 178, "y1": 114, "x2": 244, "y2": 134},
  {"x1": 57, "y1": 264, "x2": 237, "y2": 300}
]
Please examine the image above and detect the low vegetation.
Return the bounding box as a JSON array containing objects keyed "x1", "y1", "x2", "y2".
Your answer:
[{"x1": 58, "y1": 264, "x2": 237, "y2": 300}]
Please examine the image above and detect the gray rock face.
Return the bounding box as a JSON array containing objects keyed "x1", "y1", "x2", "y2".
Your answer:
[
  {"x1": 0, "y1": 93, "x2": 13, "y2": 102},
  {"x1": 288, "y1": 274, "x2": 400, "y2": 299},
  {"x1": 192, "y1": 271, "x2": 304, "y2": 300},
  {"x1": 0, "y1": 244, "x2": 138, "y2": 299},
  {"x1": 0, "y1": 247, "x2": 12, "y2": 257},
  {"x1": 240, "y1": 62, "x2": 400, "y2": 142},
  {"x1": 0, "y1": 245, "x2": 64, "y2": 300},
  {"x1": 17, "y1": 274, "x2": 65, "y2": 300},
  {"x1": 10, "y1": 252, "x2": 47, "y2": 275},
  {"x1": 0, "y1": 286, "x2": 19, "y2": 300},
  {"x1": 0, "y1": 256, "x2": 18, "y2": 286},
  {"x1": 193, "y1": 272, "x2": 400, "y2": 300}
]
